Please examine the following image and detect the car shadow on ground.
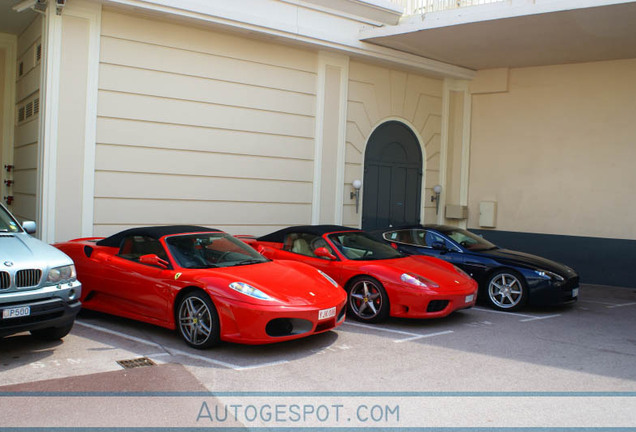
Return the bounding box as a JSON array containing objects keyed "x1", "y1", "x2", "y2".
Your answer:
[
  {"x1": 0, "y1": 335, "x2": 63, "y2": 372},
  {"x1": 74, "y1": 309, "x2": 343, "y2": 370}
]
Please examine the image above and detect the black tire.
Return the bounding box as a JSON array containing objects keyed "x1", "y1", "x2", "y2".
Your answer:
[
  {"x1": 347, "y1": 276, "x2": 390, "y2": 323},
  {"x1": 485, "y1": 270, "x2": 528, "y2": 311},
  {"x1": 30, "y1": 322, "x2": 74, "y2": 341},
  {"x1": 176, "y1": 290, "x2": 220, "y2": 349}
]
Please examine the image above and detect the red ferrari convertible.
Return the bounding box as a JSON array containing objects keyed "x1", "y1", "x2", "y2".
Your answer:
[
  {"x1": 54, "y1": 226, "x2": 346, "y2": 348},
  {"x1": 245, "y1": 225, "x2": 478, "y2": 323}
]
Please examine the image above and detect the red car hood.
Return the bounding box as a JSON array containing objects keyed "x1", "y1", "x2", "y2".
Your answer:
[
  {"x1": 361, "y1": 256, "x2": 473, "y2": 288},
  {"x1": 198, "y1": 260, "x2": 345, "y2": 306}
]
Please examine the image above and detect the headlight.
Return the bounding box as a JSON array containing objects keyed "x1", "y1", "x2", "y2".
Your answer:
[
  {"x1": 229, "y1": 282, "x2": 273, "y2": 301},
  {"x1": 535, "y1": 270, "x2": 565, "y2": 282},
  {"x1": 400, "y1": 273, "x2": 439, "y2": 289},
  {"x1": 453, "y1": 265, "x2": 470, "y2": 278},
  {"x1": 46, "y1": 264, "x2": 76, "y2": 284},
  {"x1": 317, "y1": 269, "x2": 339, "y2": 288}
]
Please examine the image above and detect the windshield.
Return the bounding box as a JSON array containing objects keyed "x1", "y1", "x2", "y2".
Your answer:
[
  {"x1": 166, "y1": 233, "x2": 269, "y2": 269},
  {"x1": 437, "y1": 228, "x2": 497, "y2": 251},
  {"x1": 328, "y1": 231, "x2": 404, "y2": 261},
  {"x1": 0, "y1": 205, "x2": 22, "y2": 233}
]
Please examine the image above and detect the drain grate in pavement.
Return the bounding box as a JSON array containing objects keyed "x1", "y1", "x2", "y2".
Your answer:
[{"x1": 116, "y1": 357, "x2": 156, "y2": 369}]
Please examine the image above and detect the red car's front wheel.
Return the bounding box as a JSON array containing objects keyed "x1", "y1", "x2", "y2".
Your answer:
[
  {"x1": 347, "y1": 276, "x2": 390, "y2": 323},
  {"x1": 177, "y1": 291, "x2": 220, "y2": 349}
]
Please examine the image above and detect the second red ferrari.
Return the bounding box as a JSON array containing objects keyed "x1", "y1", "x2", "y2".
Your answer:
[{"x1": 245, "y1": 225, "x2": 478, "y2": 323}]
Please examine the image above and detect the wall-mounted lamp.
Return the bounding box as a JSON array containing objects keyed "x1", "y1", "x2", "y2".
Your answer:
[
  {"x1": 431, "y1": 184, "x2": 442, "y2": 215},
  {"x1": 350, "y1": 179, "x2": 362, "y2": 213}
]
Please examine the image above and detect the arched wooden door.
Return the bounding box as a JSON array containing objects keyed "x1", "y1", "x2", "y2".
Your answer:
[{"x1": 361, "y1": 121, "x2": 422, "y2": 230}]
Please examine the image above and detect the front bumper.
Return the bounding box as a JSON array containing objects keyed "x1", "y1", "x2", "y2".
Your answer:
[
  {"x1": 0, "y1": 297, "x2": 81, "y2": 337},
  {"x1": 214, "y1": 296, "x2": 347, "y2": 345},
  {"x1": 386, "y1": 280, "x2": 478, "y2": 319},
  {"x1": 527, "y1": 276, "x2": 579, "y2": 306},
  {"x1": 0, "y1": 280, "x2": 82, "y2": 337}
]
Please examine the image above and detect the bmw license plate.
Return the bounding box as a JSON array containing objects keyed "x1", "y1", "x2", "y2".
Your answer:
[
  {"x1": 465, "y1": 294, "x2": 474, "y2": 303},
  {"x1": 572, "y1": 288, "x2": 579, "y2": 298},
  {"x1": 318, "y1": 307, "x2": 336, "y2": 320},
  {"x1": 2, "y1": 306, "x2": 30, "y2": 319}
]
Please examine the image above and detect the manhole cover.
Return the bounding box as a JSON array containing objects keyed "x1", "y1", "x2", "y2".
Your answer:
[{"x1": 116, "y1": 357, "x2": 156, "y2": 369}]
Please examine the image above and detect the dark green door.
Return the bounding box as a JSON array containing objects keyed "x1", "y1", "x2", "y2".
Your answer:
[{"x1": 362, "y1": 121, "x2": 422, "y2": 231}]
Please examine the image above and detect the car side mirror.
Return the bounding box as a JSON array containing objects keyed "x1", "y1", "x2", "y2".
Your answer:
[
  {"x1": 139, "y1": 254, "x2": 169, "y2": 269},
  {"x1": 314, "y1": 247, "x2": 337, "y2": 260},
  {"x1": 22, "y1": 221, "x2": 36, "y2": 234},
  {"x1": 431, "y1": 241, "x2": 448, "y2": 251}
]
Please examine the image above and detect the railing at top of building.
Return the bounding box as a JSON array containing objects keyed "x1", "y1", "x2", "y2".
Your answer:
[{"x1": 391, "y1": 0, "x2": 506, "y2": 15}]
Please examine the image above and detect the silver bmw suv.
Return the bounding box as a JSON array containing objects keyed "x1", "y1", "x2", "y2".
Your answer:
[{"x1": 0, "y1": 203, "x2": 81, "y2": 340}]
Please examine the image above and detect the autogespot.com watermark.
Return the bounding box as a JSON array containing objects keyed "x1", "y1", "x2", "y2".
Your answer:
[
  {"x1": 2, "y1": 391, "x2": 636, "y2": 429},
  {"x1": 196, "y1": 399, "x2": 399, "y2": 425}
]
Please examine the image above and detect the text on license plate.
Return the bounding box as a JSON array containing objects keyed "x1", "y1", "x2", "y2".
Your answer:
[
  {"x1": 2, "y1": 306, "x2": 31, "y2": 319},
  {"x1": 465, "y1": 294, "x2": 475, "y2": 303},
  {"x1": 318, "y1": 307, "x2": 336, "y2": 320}
]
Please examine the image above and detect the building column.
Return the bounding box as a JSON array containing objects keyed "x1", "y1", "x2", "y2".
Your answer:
[
  {"x1": 312, "y1": 51, "x2": 349, "y2": 225},
  {"x1": 39, "y1": 0, "x2": 100, "y2": 243},
  {"x1": 439, "y1": 78, "x2": 471, "y2": 227}
]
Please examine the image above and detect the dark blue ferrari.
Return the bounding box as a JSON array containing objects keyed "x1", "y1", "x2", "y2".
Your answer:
[{"x1": 376, "y1": 225, "x2": 579, "y2": 311}]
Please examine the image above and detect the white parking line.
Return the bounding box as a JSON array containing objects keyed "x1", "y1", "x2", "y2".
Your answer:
[
  {"x1": 579, "y1": 300, "x2": 619, "y2": 305},
  {"x1": 472, "y1": 307, "x2": 561, "y2": 322},
  {"x1": 342, "y1": 321, "x2": 453, "y2": 343},
  {"x1": 472, "y1": 307, "x2": 536, "y2": 318},
  {"x1": 606, "y1": 302, "x2": 636, "y2": 309},
  {"x1": 75, "y1": 320, "x2": 288, "y2": 371},
  {"x1": 575, "y1": 300, "x2": 636, "y2": 309},
  {"x1": 393, "y1": 330, "x2": 454, "y2": 343},
  {"x1": 519, "y1": 314, "x2": 561, "y2": 322}
]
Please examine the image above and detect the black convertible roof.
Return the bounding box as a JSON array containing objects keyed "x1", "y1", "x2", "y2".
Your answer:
[
  {"x1": 96, "y1": 225, "x2": 221, "y2": 248},
  {"x1": 257, "y1": 225, "x2": 360, "y2": 243}
]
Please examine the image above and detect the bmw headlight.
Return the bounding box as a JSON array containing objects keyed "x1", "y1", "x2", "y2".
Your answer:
[
  {"x1": 46, "y1": 264, "x2": 76, "y2": 284},
  {"x1": 229, "y1": 282, "x2": 273, "y2": 301},
  {"x1": 401, "y1": 273, "x2": 439, "y2": 289},
  {"x1": 317, "y1": 269, "x2": 339, "y2": 288},
  {"x1": 535, "y1": 269, "x2": 565, "y2": 282}
]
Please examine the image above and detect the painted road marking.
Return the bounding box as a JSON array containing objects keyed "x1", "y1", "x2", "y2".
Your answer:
[
  {"x1": 343, "y1": 321, "x2": 453, "y2": 343},
  {"x1": 393, "y1": 330, "x2": 455, "y2": 343},
  {"x1": 605, "y1": 302, "x2": 636, "y2": 309},
  {"x1": 76, "y1": 320, "x2": 288, "y2": 371},
  {"x1": 472, "y1": 307, "x2": 561, "y2": 322},
  {"x1": 577, "y1": 300, "x2": 636, "y2": 308}
]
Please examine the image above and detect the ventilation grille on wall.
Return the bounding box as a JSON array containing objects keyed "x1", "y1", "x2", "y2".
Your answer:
[{"x1": 16, "y1": 96, "x2": 40, "y2": 125}]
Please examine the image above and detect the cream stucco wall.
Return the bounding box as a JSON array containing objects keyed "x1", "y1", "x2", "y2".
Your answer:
[
  {"x1": 344, "y1": 60, "x2": 443, "y2": 227},
  {"x1": 13, "y1": 16, "x2": 41, "y2": 223},
  {"x1": 469, "y1": 59, "x2": 636, "y2": 240},
  {"x1": 94, "y1": 10, "x2": 319, "y2": 237}
]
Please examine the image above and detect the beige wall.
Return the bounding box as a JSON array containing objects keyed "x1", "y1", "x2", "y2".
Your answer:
[
  {"x1": 469, "y1": 59, "x2": 636, "y2": 240},
  {"x1": 13, "y1": 17, "x2": 41, "y2": 223},
  {"x1": 344, "y1": 60, "x2": 443, "y2": 227},
  {"x1": 94, "y1": 10, "x2": 318, "y2": 237}
]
